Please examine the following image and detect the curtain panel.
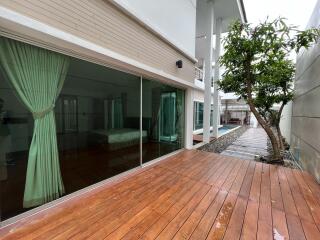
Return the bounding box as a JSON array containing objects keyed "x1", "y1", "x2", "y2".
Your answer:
[
  {"x1": 113, "y1": 98, "x2": 123, "y2": 128},
  {"x1": 0, "y1": 37, "x2": 69, "y2": 208},
  {"x1": 176, "y1": 89, "x2": 185, "y2": 146}
]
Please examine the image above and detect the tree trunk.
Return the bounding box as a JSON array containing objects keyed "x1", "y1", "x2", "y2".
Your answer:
[
  {"x1": 276, "y1": 102, "x2": 286, "y2": 151},
  {"x1": 244, "y1": 60, "x2": 282, "y2": 163},
  {"x1": 276, "y1": 123, "x2": 284, "y2": 150},
  {"x1": 247, "y1": 100, "x2": 283, "y2": 163}
]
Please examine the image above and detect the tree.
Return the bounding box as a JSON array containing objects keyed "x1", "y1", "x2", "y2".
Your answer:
[
  {"x1": 254, "y1": 58, "x2": 295, "y2": 151},
  {"x1": 218, "y1": 18, "x2": 319, "y2": 163}
]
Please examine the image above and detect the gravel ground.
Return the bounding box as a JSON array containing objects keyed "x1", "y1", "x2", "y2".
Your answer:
[
  {"x1": 266, "y1": 137, "x2": 301, "y2": 169},
  {"x1": 198, "y1": 126, "x2": 248, "y2": 153},
  {"x1": 199, "y1": 125, "x2": 300, "y2": 169}
]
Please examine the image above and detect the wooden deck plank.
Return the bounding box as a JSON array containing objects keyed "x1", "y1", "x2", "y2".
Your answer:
[
  {"x1": 249, "y1": 162, "x2": 262, "y2": 202},
  {"x1": 257, "y1": 220, "x2": 273, "y2": 240},
  {"x1": 206, "y1": 193, "x2": 238, "y2": 240},
  {"x1": 51, "y1": 168, "x2": 181, "y2": 239},
  {"x1": 229, "y1": 160, "x2": 251, "y2": 195},
  {"x1": 299, "y1": 170, "x2": 320, "y2": 200},
  {"x1": 3, "y1": 166, "x2": 169, "y2": 240},
  {"x1": 272, "y1": 208, "x2": 289, "y2": 240},
  {"x1": 155, "y1": 185, "x2": 210, "y2": 239},
  {"x1": 277, "y1": 167, "x2": 298, "y2": 216},
  {"x1": 213, "y1": 159, "x2": 242, "y2": 189},
  {"x1": 301, "y1": 219, "x2": 320, "y2": 240},
  {"x1": 286, "y1": 214, "x2": 307, "y2": 240},
  {"x1": 1, "y1": 150, "x2": 319, "y2": 240},
  {"x1": 189, "y1": 190, "x2": 228, "y2": 240},
  {"x1": 205, "y1": 158, "x2": 234, "y2": 186},
  {"x1": 221, "y1": 159, "x2": 246, "y2": 192},
  {"x1": 197, "y1": 155, "x2": 228, "y2": 184},
  {"x1": 270, "y1": 165, "x2": 284, "y2": 211},
  {"x1": 257, "y1": 164, "x2": 273, "y2": 240},
  {"x1": 140, "y1": 183, "x2": 205, "y2": 240},
  {"x1": 241, "y1": 200, "x2": 259, "y2": 240},
  {"x1": 239, "y1": 161, "x2": 256, "y2": 199},
  {"x1": 172, "y1": 187, "x2": 220, "y2": 240},
  {"x1": 284, "y1": 168, "x2": 314, "y2": 223},
  {"x1": 89, "y1": 178, "x2": 199, "y2": 239},
  {"x1": 222, "y1": 196, "x2": 248, "y2": 240},
  {"x1": 292, "y1": 170, "x2": 320, "y2": 228}
]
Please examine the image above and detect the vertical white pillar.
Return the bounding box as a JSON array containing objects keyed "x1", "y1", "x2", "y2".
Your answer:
[
  {"x1": 185, "y1": 87, "x2": 194, "y2": 149},
  {"x1": 203, "y1": 1, "x2": 214, "y2": 143},
  {"x1": 212, "y1": 17, "x2": 222, "y2": 138}
]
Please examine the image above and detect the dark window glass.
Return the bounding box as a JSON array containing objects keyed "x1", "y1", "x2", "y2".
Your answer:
[
  {"x1": 0, "y1": 37, "x2": 185, "y2": 222},
  {"x1": 193, "y1": 102, "x2": 214, "y2": 131},
  {"x1": 142, "y1": 79, "x2": 185, "y2": 163},
  {"x1": 0, "y1": 43, "x2": 140, "y2": 220}
]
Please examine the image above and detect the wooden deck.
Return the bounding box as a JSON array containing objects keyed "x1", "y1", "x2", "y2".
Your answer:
[{"x1": 1, "y1": 150, "x2": 320, "y2": 239}]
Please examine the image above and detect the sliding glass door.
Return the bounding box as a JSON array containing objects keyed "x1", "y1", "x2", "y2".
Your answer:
[
  {"x1": 142, "y1": 79, "x2": 185, "y2": 164},
  {"x1": 0, "y1": 41, "x2": 141, "y2": 220},
  {"x1": 0, "y1": 36, "x2": 185, "y2": 222},
  {"x1": 159, "y1": 92, "x2": 177, "y2": 142}
]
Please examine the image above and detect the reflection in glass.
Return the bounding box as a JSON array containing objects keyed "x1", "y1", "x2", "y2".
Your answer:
[
  {"x1": 0, "y1": 47, "x2": 140, "y2": 220},
  {"x1": 0, "y1": 37, "x2": 185, "y2": 222},
  {"x1": 142, "y1": 79, "x2": 185, "y2": 163},
  {"x1": 194, "y1": 101, "x2": 204, "y2": 130},
  {"x1": 193, "y1": 101, "x2": 214, "y2": 130}
]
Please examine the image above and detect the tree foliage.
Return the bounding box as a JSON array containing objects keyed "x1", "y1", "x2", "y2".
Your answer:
[{"x1": 218, "y1": 18, "x2": 320, "y2": 162}]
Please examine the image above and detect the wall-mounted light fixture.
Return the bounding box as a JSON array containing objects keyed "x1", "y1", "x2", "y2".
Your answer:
[{"x1": 176, "y1": 60, "x2": 183, "y2": 68}]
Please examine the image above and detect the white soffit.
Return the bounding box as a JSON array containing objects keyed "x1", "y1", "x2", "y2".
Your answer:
[{"x1": 0, "y1": 6, "x2": 197, "y2": 90}]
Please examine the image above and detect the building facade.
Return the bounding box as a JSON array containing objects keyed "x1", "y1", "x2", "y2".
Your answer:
[
  {"x1": 0, "y1": 0, "x2": 245, "y2": 224},
  {"x1": 290, "y1": 0, "x2": 320, "y2": 182}
]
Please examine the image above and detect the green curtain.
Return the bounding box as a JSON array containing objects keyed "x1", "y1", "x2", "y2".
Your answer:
[
  {"x1": 0, "y1": 37, "x2": 69, "y2": 208},
  {"x1": 113, "y1": 98, "x2": 123, "y2": 128},
  {"x1": 176, "y1": 89, "x2": 185, "y2": 146}
]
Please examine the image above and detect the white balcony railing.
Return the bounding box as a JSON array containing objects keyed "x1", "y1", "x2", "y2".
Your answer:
[{"x1": 195, "y1": 67, "x2": 204, "y2": 82}]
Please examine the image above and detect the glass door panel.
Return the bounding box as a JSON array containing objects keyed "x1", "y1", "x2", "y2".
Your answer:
[
  {"x1": 160, "y1": 92, "x2": 177, "y2": 142},
  {"x1": 142, "y1": 79, "x2": 185, "y2": 164}
]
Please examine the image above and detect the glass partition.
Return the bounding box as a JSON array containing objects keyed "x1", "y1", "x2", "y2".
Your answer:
[
  {"x1": 56, "y1": 58, "x2": 141, "y2": 194},
  {"x1": 193, "y1": 101, "x2": 214, "y2": 130},
  {"x1": 0, "y1": 38, "x2": 140, "y2": 220},
  {"x1": 142, "y1": 79, "x2": 185, "y2": 163},
  {"x1": 194, "y1": 101, "x2": 204, "y2": 130},
  {"x1": 0, "y1": 37, "x2": 185, "y2": 222},
  {"x1": 0, "y1": 70, "x2": 34, "y2": 220}
]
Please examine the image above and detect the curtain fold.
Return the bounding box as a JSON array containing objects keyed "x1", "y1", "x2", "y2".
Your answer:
[
  {"x1": 176, "y1": 90, "x2": 185, "y2": 146},
  {"x1": 0, "y1": 37, "x2": 69, "y2": 208},
  {"x1": 151, "y1": 88, "x2": 161, "y2": 140},
  {"x1": 114, "y1": 98, "x2": 123, "y2": 128}
]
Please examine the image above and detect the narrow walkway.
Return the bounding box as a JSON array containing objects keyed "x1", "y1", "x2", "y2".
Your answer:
[{"x1": 221, "y1": 127, "x2": 269, "y2": 160}]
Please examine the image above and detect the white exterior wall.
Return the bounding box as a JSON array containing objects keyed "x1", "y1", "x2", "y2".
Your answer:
[
  {"x1": 291, "y1": 0, "x2": 320, "y2": 182},
  {"x1": 279, "y1": 101, "x2": 292, "y2": 144},
  {"x1": 114, "y1": 0, "x2": 197, "y2": 57}
]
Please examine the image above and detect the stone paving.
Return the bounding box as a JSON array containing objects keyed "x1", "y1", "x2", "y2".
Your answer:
[{"x1": 220, "y1": 127, "x2": 269, "y2": 160}]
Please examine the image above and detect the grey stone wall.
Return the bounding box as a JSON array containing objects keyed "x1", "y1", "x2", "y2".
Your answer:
[{"x1": 291, "y1": 0, "x2": 320, "y2": 182}]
